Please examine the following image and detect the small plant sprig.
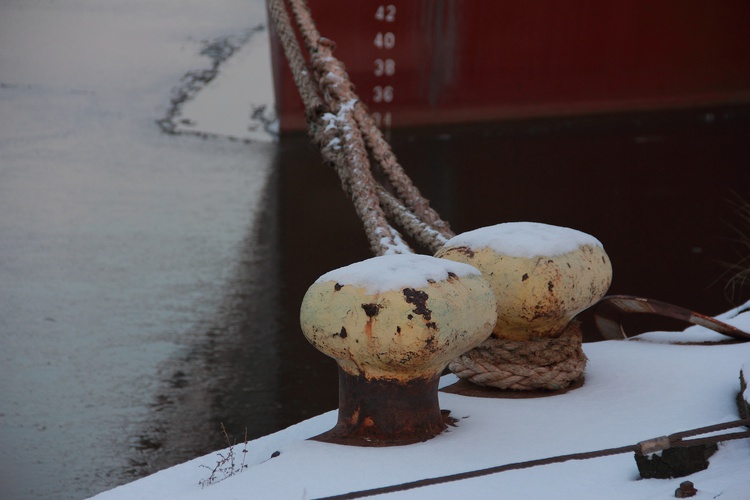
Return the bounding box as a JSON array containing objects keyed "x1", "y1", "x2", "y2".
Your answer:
[
  {"x1": 722, "y1": 193, "x2": 750, "y2": 306},
  {"x1": 199, "y1": 423, "x2": 249, "y2": 488}
]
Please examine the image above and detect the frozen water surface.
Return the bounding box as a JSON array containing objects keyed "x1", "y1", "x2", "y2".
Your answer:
[{"x1": 0, "y1": 1, "x2": 274, "y2": 498}]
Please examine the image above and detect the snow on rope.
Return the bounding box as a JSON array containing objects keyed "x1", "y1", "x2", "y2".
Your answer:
[{"x1": 267, "y1": 0, "x2": 453, "y2": 255}]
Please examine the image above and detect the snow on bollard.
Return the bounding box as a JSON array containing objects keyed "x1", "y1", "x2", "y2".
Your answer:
[
  {"x1": 300, "y1": 254, "x2": 497, "y2": 445},
  {"x1": 435, "y1": 222, "x2": 612, "y2": 391},
  {"x1": 436, "y1": 222, "x2": 612, "y2": 341}
]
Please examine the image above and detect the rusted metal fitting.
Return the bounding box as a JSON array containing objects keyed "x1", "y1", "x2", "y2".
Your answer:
[
  {"x1": 325, "y1": 370, "x2": 447, "y2": 446},
  {"x1": 300, "y1": 254, "x2": 497, "y2": 446},
  {"x1": 593, "y1": 295, "x2": 750, "y2": 341},
  {"x1": 635, "y1": 441, "x2": 716, "y2": 479},
  {"x1": 675, "y1": 480, "x2": 697, "y2": 498},
  {"x1": 636, "y1": 435, "x2": 672, "y2": 456}
]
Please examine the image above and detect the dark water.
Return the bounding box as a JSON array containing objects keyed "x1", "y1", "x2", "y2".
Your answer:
[{"x1": 136, "y1": 103, "x2": 750, "y2": 479}]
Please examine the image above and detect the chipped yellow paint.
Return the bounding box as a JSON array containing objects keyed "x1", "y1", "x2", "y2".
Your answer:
[
  {"x1": 436, "y1": 244, "x2": 612, "y2": 340},
  {"x1": 300, "y1": 273, "x2": 497, "y2": 380}
]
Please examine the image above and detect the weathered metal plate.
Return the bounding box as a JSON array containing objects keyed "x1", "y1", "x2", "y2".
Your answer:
[{"x1": 593, "y1": 295, "x2": 750, "y2": 341}]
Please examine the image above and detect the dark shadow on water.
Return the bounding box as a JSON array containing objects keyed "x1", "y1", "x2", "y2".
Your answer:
[
  {"x1": 128, "y1": 154, "x2": 285, "y2": 478},
  {"x1": 133, "y1": 103, "x2": 750, "y2": 479}
]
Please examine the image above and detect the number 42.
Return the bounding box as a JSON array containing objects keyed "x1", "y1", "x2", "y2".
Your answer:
[{"x1": 375, "y1": 5, "x2": 396, "y2": 22}]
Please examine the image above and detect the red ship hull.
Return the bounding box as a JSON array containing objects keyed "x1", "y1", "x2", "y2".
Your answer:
[{"x1": 269, "y1": 0, "x2": 750, "y2": 133}]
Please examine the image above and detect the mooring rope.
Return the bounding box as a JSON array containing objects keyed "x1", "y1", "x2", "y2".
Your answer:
[
  {"x1": 267, "y1": 0, "x2": 453, "y2": 255},
  {"x1": 449, "y1": 322, "x2": 587, "y2": 390},
  {"x1": 313, "y1": 419, "x2": 750, "y2": 500}
]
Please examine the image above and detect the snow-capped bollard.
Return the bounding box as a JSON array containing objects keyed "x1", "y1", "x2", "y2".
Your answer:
[
  {"x1": 436, "y1": 222, "x2": 612, "y2": 341},
  {"x1": 436, "y1": 222, "x2": 612, "y2": 391},
  {"x1": 300, "y1": 254, "x2": 497, "y2": 445}
]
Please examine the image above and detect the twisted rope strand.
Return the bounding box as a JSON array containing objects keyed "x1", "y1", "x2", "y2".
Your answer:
[
  {"x1": 267, "y1": 0, "x2": 322, "y2": 117},
  {"x1": 280, "y1": 0, "x2": 407, "y2": 254},
  {"x1": 353, "y1": 104, "x2": 454, "y2": 238},
  {"x1": 376, "y1": 186, "x2": 449, "y2": 253},
  {"x1": 268, "y1": 0, "x2": 451, "y2": 255}
]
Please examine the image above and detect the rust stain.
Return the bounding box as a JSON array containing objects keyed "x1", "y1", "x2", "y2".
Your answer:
[
  {"x1": 449, "y1": 245, "x2": 474, "y2": 258},
  {"x1": 350, "y1": 406, "x2": 360, "y2": 426},
  {"x1": 361, "y1": 303, "x2": 382, "y2": 317},
  {"x1": 403, "y1": 288, "x2": 432, "y2": 321},
  {"x1": 531, "y1": 302, "x2": 557, "y2": 320}
]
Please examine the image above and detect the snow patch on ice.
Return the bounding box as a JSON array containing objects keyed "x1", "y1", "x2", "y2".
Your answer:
[{"x1": 171, "y1": 26, "x2": 277, "y2": 142}]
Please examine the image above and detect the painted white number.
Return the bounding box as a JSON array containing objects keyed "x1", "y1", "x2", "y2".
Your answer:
[
  {"x1": 374, "y1": 58, "x2": 396, "y2": 77},
  {"x1": 373, "y1": 6, "x2": 396, "y2": 130},
  {"x1": 375, "y1": 5, "x2": 396, "y2": 22},
  {"x1": 373, "y1": 85, "x2": 394, "y2": 103},
  {"x1": 372, "y1": 111, "x2": 392, "y2": 128},
  {"x1": 373, "y1": 32, "x2": 396, "y2": 49}
]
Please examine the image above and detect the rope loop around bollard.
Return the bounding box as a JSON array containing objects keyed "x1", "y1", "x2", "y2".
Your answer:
[{"x1": 448, "y1": 322, "x2": 587, "y2": 391}]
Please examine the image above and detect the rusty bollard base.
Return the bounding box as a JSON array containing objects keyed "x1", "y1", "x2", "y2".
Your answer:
[{"x1": 312, "y1": 370, "x2": 451, "y2": 446}]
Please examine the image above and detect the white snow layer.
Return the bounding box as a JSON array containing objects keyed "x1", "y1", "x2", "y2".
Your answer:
[
  {"x1": 313, "y1": 254, "x2": 483, "y2": 294},
  {"x1": 443, "y1": 222, "x2": 605, "y2": 258}
]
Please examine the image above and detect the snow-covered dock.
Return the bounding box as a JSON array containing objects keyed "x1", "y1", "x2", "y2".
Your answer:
[{"x1": 94, "y1": 305, "x2": 750, "y2": 499}]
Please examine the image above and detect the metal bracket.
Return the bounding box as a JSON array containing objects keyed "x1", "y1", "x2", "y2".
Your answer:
[{"x1": 592, "y1": 295, "x2": 750, "y2": 341}]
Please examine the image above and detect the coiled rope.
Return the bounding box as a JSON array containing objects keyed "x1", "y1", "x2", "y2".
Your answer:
[
  {"x1": 267, "y1": 0, "x2": 453, "y2": 256},
  {"x1": 449, "y1": 322, "x2": 587, "y2": 391}
]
